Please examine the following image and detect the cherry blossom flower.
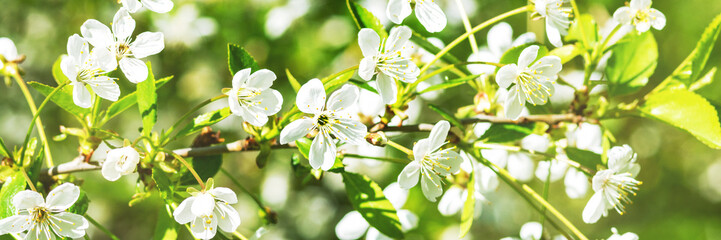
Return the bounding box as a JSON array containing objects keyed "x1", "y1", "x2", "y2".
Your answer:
[
  {"x1": 335, "y1": 183, "x2": 418, "y2": 240},
  {"x1": 607, "y1": 227, "x2": 639, "y2": 240},
  {"x1": 0, "y1": 183, "x2": 89, "y2": 239},
  {"x1": 173, "y1": 184, "x2": 241, "y2": 239},
  {"x1": 496, "y1": 45, "x2": 562, "y2": 120},
  {"x1": 81, "y1": 9, "x2": 165, "y2": 83},
  {"x1": 398, "y1": 120, "x2": 462, "y2": 201},
  {"x1": 564, "y1": 165, "x2": 589, "y2": 199},
  {"x1": 358, "y1": 26, "x2": 420, "y2": 104},
  {"x1": 467, "y1": 22, "x2": 536, "y2": 75},
  {"x1": 613, "y1": 0, "x2": 665, "y2": 33},
  {"x1": 279, "y1": 79, "x2": 367, "y2": 170},
  {"x1": 386, "y1": 0, "x2": 447, "y2": 33},
  {"x1": 101, "y1": 146, "x2": 140, "y2": 181},
  {"x1": 534, "y1": 0, "x2": 571, "y2": 47},
  {"x1": 61, "y1": 34, "x2": 120, "y2": 108},
  {"x1": 583, "y1": 145, "x2": 641, "y2": 224},
  {"x1": 0, "y1": 37, "x2": 21, "y2": 73},
  {"x1": 226, "y1": 68, "x2": 283, "y2": 127},
  {"x1": 122, "y1": 0, "x2": 174, "y2": 14}
]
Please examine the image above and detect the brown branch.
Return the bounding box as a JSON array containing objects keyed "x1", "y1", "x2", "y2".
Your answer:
[{"x1": 379, "y1": 114, "x2": 582, "y2": 132}]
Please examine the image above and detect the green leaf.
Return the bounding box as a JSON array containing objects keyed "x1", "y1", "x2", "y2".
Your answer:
[
  {"x1": 0, "y1": 171, "x2": 26, "y2": 218},
  {"x1": 286, "y1": 69, "x2": 302, "y2": 92},
  {"x1": 428, "y1": 104, "x2": 465, "y2": 131},
  {"x1": 152, "y1": 166, "x2": 174, "y2": 204},
  {"x1": 690, "y1": 67, "x2": 717, "y2": 92},
  {"x1": 51, "y1": 56, "x2": 68, "y2": 85},
  {"x1": 348, "y1": 79, "x2": 378, "y2": 94},
  {"x1": 175, "y1": 107, "x2": 232, "y2": 138},
  {"x1": 295, "y1": 138, "x2": 312, "y2": 160},
  {"x1": 565, "y1": 14, "x2": 599, "y2": 46},
  {"x1": 67, "y1": 189, "x2": 90, "y2": 215},
  {"x1": 0, "y1": 137, "x2": 9, "y2": 157},
  {"x1": 323, "y1": 70, "x2": 355, "y2": 92},
  {"x1": 606, "y1": 31, "x2": 658, "y2": 96},
  {"x1": 418, "y1": 74, "x2": 480, "y2": 94},
  {"x1": 498, "y1": 43, "x2": 549, "y2": 66},
  {"x1": 28, "y1": 81, "x2": 91, "y2": 118},
  {"x1": 341, "y1": 172, "x2": 403, "y2": 239},
  {"x1": 548, "y1": 44, "x2": 582, "y2": 64},
  {"x1": 459, "y1": 158, "x2": 475, "y2": 238},
  {"x1": 639, "y1": 89, "x2": 721, "y2": 149},
  {"x1": 105, "y1": 76, "x2": 173, "y2": 122},
  {"x1": 654, "y1": 13, "x2": 721, "y2": 92},
  {"x1": 479, "y1": 123, "x2": 535, "y2": 143},
  {"x1": 228, "y1": 44, "x2": 260, "y2": 76},
  {"x1": 137, "y1": 62, "x2": 158, "y2": 136},
  {"x1": 346, "y1": 0, "x2": 387, "y2": 38},
  {"x1": 191, "y1": 155, "x2": 223, "y2": 182},
  {"x1": 255, "y1": 142, "x2": 272, "y2": 168},
  {"x1": 565, "y1": 147, "x2": 603, "y2": 171},
  {"x1": 153, "y1": 204, "x2": 178, "y2": 240}
]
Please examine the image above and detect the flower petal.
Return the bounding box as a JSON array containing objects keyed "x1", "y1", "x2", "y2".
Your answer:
[
  {"x1": 91, "y1": 47, "x2": 118, "y2": 72},
  {"x1": 72, "y1": 82, "x2": 93, "y2": 108},
  {"x1": 385, "y1": 25, "x2": 412, "y2": 53},
  {"x1": 415, "y1": 0, "x2": 447, "y2": 33},
  {"x1": 398, "y1": 161, "x2": 421, "y2": 189},
  {"x1": 279, "y1": 118, "x2": 315, "y2": 144},
  {"x1": 309, "y1": 132, "x2": 337, "y2": 170},
  {"x1": 582, "y1": 192, "x2": 606, "y2": 224},
  {"x1": 650, "y1": 9, "x2": 666, "y2": 30},
  {"x1": 335, "y1": 211, "x2": 369, "y2": 240},
  {"x1": 613, "y1": 6, "x2": 633, "y2": 25},
  {"x1": 412, "y1": 138, "x2": 430, "y2": 164},
  {"x1": 12, "y1": 190, "x2": 44, "y2": 210},
  {"x1": 467, "y1": 50, "x2": 498, "y2": 75},
  {"x1": 564, "y1": 168, "x2": 589, "y2": 199},
  {"x1": 428, "y1": 149, "x2": 462, "y2": 176},
  {"x1": 296, "y1": 78, "x2": 326, "y2": 114},
  {"x1": 377, "y1": 58, "x2": 419, "y2": 83},
  {"x1": 631, "y1": 0, "x2": 651, "y2": 10},
  {"x1": 520, "y1": 221, "x2": 543, "y2": 240},
  {"x1": 209, "y1": 187, "x2": 237, "y2": 204},
  {"x1": 504, "y1": 85, "x2": 526, "y2": 120},
  {"x1": 386, "y1": 0, "x2": 412, "y2": 24},
  {"x1": 190, "y1": 215, "x2": 218, "y2": 239},
  {"x1": 480, "y1": 149, "x2": 508, "y2": 168},
  {"x1": 246, "y1": 69, "x2": 277, "y2": 90},
  {"x1": 496, "y1": 64, "x2": 518, "y2": 89},
  {"x1": 546, "y1": 20, "x2": 564, "y2": 47},
  {"x1": 327, "y1": 84, "x2": 359, "y2": 112},
  {"x1": 66, "y1": 34, "x2": 89, "y2": 63},
  {"x1": 375, "y1": 73, "x2": 398, "y2": 104},
  {"x1": 173, "y1": 197, "x2": 196, "y2": 224},
  {"x1": 122, "y1": 0, "x2": 143, "y2": 13},
  {"x1": 0, "y1": 215, "x2": 31, "y2": 234},
  {"x1": 215, "y1": 203, "x2": 240, "y2": 232},
  {"x1": 635, "y1": 20, "x2": 651, "y2": 33},
  {"x1": 420, "y1": 170, "x2": 443, "y2": 201},
  {"x1": 119, "y1": 57, "x2": 149, "y2": 83},
  {"x1": 382, "y1": 182, "x2": 408, "y2": 209},
  {"x1": 427, "y1": 120, "x2": 450, "y2": 152},
  {"x1": 330, "y1": 118, "x2": 367, "y2": 145},
  {"x1": 359, "y1": 57, "x2": 377, "y2": 80},
  {"x1": 46, "y1": 183, "x2": 80, "y2": 211},
  {"x1": 487, "y1": 22, "x2": 513, "y2": 56},
  {"x1": 130, "y1": 32, "x2": 164, "y2": 59},
  {"x1": 437, "y1": 186, "x2": 464, "y2": 216},
  {"x1": 141, "y1": 0, "x2": 174, "y2": 13},
  {"x1": 191, "y1": 193, "x2": 216, "y2": 217},
  {"x1": 507, "y1": 153, "x2": 534, "y2": 182},
  {"x1": 80, "y1": 20, "x2": 113, "y2": 48},
  {"x1": 49, "y1": 212, "x2": 89, "y2": 238},
  {"x1": 101, "y1": 158, "x2": 122, "y2": 181},
  {"x1": 86, "y1": 76, "x2": 121, "y2": 102},
  {"x1": 518, "y1": 45, "x2": 539, "y2": 68},
  {"x1": 396, "y1": 209, "x2": 418, "y2": 231},
  {"x1": 358, "y1": 28, "x2": 380, "y2": 57},
  {"x1": 112, "y1": 8, "x2": 136, "y2": 40},
  {"x1": 0, "y1": 37, "x2": 19, "y2": 61}
]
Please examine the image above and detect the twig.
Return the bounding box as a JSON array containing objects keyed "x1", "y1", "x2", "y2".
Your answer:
[{"x1": 379, "y1": 114, "x2": 581, "y2": 132}]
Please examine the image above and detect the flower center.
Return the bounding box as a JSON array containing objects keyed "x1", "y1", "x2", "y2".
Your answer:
[
  {"x1": 116, "y1": 155, "x2": 128, "y2": 168},
  {"x1": 516, "y1": 69, "x2": 552, "y2": 105},
  {"x1": 317, "y1": 114, "x2": 330, "y2": 126},
  {"x1": 117, "y1": 43, "x2": 130, "y2": 59},
  {"x1": 31, "y1": 207, "x2": 50, "y2": 224},
  {"x1": 601, "y1": 173, "x2": 642, "y2": 215}
]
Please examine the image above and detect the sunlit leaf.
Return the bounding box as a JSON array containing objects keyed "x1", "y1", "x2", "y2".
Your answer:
[
  {"x1": 565, "y1": 14, "x2": 599, "y2": 46},
  {"x1": 341, "y1": 172, "x2": 403, "y2": 239},
  {"x1": 322, "y1": 70, "x2": 355, "y2": 92},
  {"x1": 565, "y1": 147, "x2": 603, "y2": 172},
  {"x1": 418, "y1": 74, "x2": 480, "y2": 94},
  {"x1": 479, "y1": 123, "x2": 535, "y2": 143},
  {"x1": 105, "y1": 76, "x2": 173, "y2": 122},
  {"x1": 175, "y1": 107, "x2": 232, "y2": 138},
  {"x1": 228, "y1": 44, "x2": 260, "y2": 75},
  {"x1": 0, "y1": 171, "x2": 26, "y2": 218},
  {"x1": 498, "y1": 43, "x2": 548, "y2": 67},
  {"x1": 137, "y1": 62, "x2": 158, "y2": 136},
  {"x1": 346, "y1": 0, "x2": 386, "y2": 38},
  {"x1": 606, "y1": 31, "x2": 657, "y2": 96},
  {"x1": 348, "y1": 79, "x2": 378, "y2": 94},
  {"x1": 286, "y1": 69, "x2": 302, "y2": 92},
  {"x1": 152, "y1": 166, "x2": 174, "y2": 204},
  {"x1": 28, "y1": 81, "x2": 91, "y2": 118},
  {"x1": 459, "y1": 159, "x2": 475, "y2": 237},
  {"x1": 67, "y1": 189, "x2": 90, "y2": 215},
  {"x1": 153, "y1": 205, "x2": 178, "y2": 240}
]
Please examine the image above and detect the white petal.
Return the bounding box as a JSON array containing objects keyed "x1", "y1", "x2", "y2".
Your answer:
[
  {"x1": 279, "y1": 118, "x2": 315, "y2": 144},
  {"x1": 358, "y1": 28, "x2": 380, "y2": 57},
  {"x1": 86, "y1": 76, "x2": 120, "y2": 102},
  {"x1": 396, "y1": 209, "x2": 418, "y2": 231},
  {"x1": 437, "y1": 186, "x2": 464, "y2": 216},
  {"x1": 215, "y1": 203, "x2": 240, "y2": 232},
  {"x1": 117, "y1": 58, "x2": 147, "y2": 84},
  {"x1": 0, "y1": 37, "x2": 19, "y2": 61},
  {"x1": 377, "y1": 58, "x2": 419, "y2": 83},
  {"x1": 630, "y1": 0, "x2": 651, "y2": 10},
  {"x1": 564, "y1": 168, "x2": 588, "y2": 199},
  {"x1": 232, "y1": 68, "x2": 251, "y2": 88},
  {"x1": 507, "y1": 153, "x2": 534, "y2": 182},
  {"x1": 518, "y1": 45, "x2": 539, "y2": 68},
  {"x1": 327, "y1": 84, "x2": 359, "y2": 112},
  {"x1": 141, "y1": 0, "x2": 174, "y2": 13},
  {"x1": 66, "y1": 34, "x2": 88, "y2": 62},
  {"x1": 366, "y1": 227, "x2": 392, "y2": 240},
  {"x1": 383, "y1": 182, "x2": 408, "y2": 209},
  {"x1": 650, "y1": 9, "x2": 666, "y2": 30},
  {"x1": 385, "y1": 25, "x2": 412, "y2": 53},
  {"x1": 386, "y1": 0, "x2": 412, "y2": 24},
  {"x1": 504, "y1": 85, "x2": 526, "y2": 120},
  {"x1": 130, "y1": 32, "x2": 164, "y2": 59},
  {"x1": 0, "y1": 215, "x2": 31, "y2": 234},
  {"x1": 428, "y1": 149, "x2": 462, "y2": 176},
  {"x1": 91, "y1": 47, "x2": 118, "y2": 72},
  {"x1": 521, "y1": 134, "x2": 550, "y2": 153},
  {"x1": 190, "y1": 215, "x2": 218, "y2": 240},
  {"x1": 496, "y1": 64, "x2": 519, "y2": 89},
  {"x1": 376, "y1": 73, "x2": 398, "y2": 104},
  {"x1": 101, "y1": 158, "x2": 122, "y2": 181},
  {"x1": 412, "y1": 139, "x2": 430, "y2": 164},
  {"x1": 46, "y1": 183, "x2": 80, "y2": 211},
  {"x1": 256, "y1": 89, "x2": 284, "y2": 115},
  {"x1": 520, "y1": 221, "x2": 543, "y2": 240},
  {"x1": 122, "y1": 0, "x2": 143, "y2": 13},
  {"x1": 209, "y1": 187, "x2": 237, "y2": 204},
  {"x1": 359, "y1": 57, "x2": 377, "y2": 80},
  {"x1": 330, "y1": 118, "x2": 367, "y2": 145},
  {"x1": 420, "y1": 170, "x2": 443, "y2": 201},
  {"x1": 582, "y1": 192, "x2": 606, "y2": 224},
  {"x1": 427, "y1": 120, "x2": 450, "y2": 151},
  {"x1": 191, "y1": 193, "x2": 216, "y2": 217},
  {"x1": 513, "y1": 32, "x2": 538, "y2": 47},
  {"x1": 481, "y1": 149, "x2": 508, "y2": 168},
  {"x1": 309, "y1": 132, "x2": 337, "y2": 170},
  {"x1": 398, "y1": 161, "x2": 421, "y2": 190},
  {"x1": 48, "y1": 212, "x2": 88, "y2": 238},
  {"x1": 12, "y1": 191, "x2": 44, "y2": 210},
  {"x1": 635, "y1": 20, "x2": 651, "y2": 33},
  {"x1": 546, "y1": 21, "x2": 563, "y2": 47},
  {"x1": 613, "y1": 7, "x2": 633, "y2": 25},
  {"x1": 72, "y1": 82, "x2": 93, "y2": 108},
  {"x1": 173, "y1": 197, "x2": 196, "y2": 224},
  {"x1": 296, "y1": 78, "x2": 326, "y2": 114},
  {"x1": 80, "y1": 19, "x2": 113, "y2": 48},
  {"x1": 335, "y1": 211, "x2": 369, "y2": 240},
  {"x1": 415, "y1": 0, "x2": 447, "y2": 33},
  {"x1": 467, "y1": 50, "x2": 498, "y2": 75},
  {"x1": 487, "y1": 22, "x2": 513, "y2": 55},
  {"x1": 477, "y1": 166, "x2": 500, "y2": 192},
  {"x1": 246, "y1": 69, "x2": 277, "y2": 90},
  {"x1": 112, "y1": 8, "x2": 136, "y2": 40},
  {"x1": 237, "y1": 104, "x2": 269, "y2": 127}
]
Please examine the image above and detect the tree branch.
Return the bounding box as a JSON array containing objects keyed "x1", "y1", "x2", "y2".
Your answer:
[{"x1": 379, "y1": 113, "x2": 582, "y2": 132}]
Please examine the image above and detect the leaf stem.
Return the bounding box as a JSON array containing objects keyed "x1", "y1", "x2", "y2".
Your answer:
[
  {"x1": 455, "y1": 0, "x2": 479, "y2": 53},
  {"x1": 84, "y1": 214, "x2": 120, "y2": 240},
  {"x1": 386, "y1": 140, "x2": 413, "y2": 156},
  {"x1": 18, "y1": 81, "x2": 70, "y2": 166},
  {"x1": 322, "y1": 65, "x2": 359, "y2": 83},
  {"x1": 19, "y1": 167, "x2": 37, "y2": 192},
  {"x1": 164, "y1": 149, "x2": 205, "y2": 190},
  {"x1": 220, "y1": 168, "x2": 266, "y2": 211},
  {"x1": 343, "y1": 153, "x2": 410, "y2": 164},
  {"x1": 12, "y1": 73, "x2": 54, "y2": 167}
]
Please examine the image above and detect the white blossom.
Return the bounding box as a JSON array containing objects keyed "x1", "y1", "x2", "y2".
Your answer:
[
  {"x1": 534, "y1": 0, "x2": 571, "y2": 47},
  {"x1": 613, "y1": 0, "x2": 665, "y2": 33},
  {"x1": 397, "y1": 120, "x2": 462, "y2": 201},
  {"x1": 358, "y1": 26, "x2": 420, "y2": 104},
  {"x1": 535, "y1": 159, "x2": 568, "y2": 182},
  {"x1": 153, "y1": 4, "x2": 218, "y2": 47},
  {"x1": 61, "y1": 34, "x2": 120, "y2": 108},
  {"x1": 0, "y1": 183, "x2": 89, "y2": 239},
  {"x1": 566, "y1": 123, "x2": 603, "y2": 154},
  {"x1": 101, "y1": 146, "x2": 141, "y2": 181},
  {"x1": 386, "y1": 0, "x2": 447, "y2": 33},
  {"x1": 467, "y1": 22, "x2": 536, "y2": 75},
  {"x1": 279, "y1": 79, "x2": 368, "y2": 170},
  {"x1": 81, "y1": 9, "x2": 165, "y2": 83},
  {"x1": 583, "y1": 145, "x2": 641, "y2": 224},
  {"x1": 335, "y1": 183, "x2": 418, "y2": 240},
  {"x1": 226, "y1": 68, "x2": 283, "y2": 127},
  {"x1": 0, "y1": 37, "x2": 21, "y2": 72},
  {"x1": 438, "y1": 151, "x2": 487, "y2": 218},
  {"x1": 564, "y1": 165, "x2": 589, "y2": 199},
  {"x1": 173, "y1": 186, "x2": 241, "y2": 239},
  {"x1": 496, "y1": 45, "x2": 562, "y2": 120},
  {"x1": 607, "y1": 227, "x2": 639, "y2": 240},
  {"x1": 122, "y1": 0, "x2": 174, "y2": 14}
]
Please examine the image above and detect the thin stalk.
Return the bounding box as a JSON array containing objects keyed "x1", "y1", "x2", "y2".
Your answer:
[
  {"x1": 386, "y1": 140, "x2": 413, "y2": 156},
  {"x1": 19, "y1": 167, "x2": 37, "y2": 192},
  {"x1": 84, "y1": 214, "x2": 120, "y2": 240},
  {"x1": 12, "y1": 73, "x2": 54, "y2": 166},
  {"x1": 165, "y1": 150, "x2": 205, "y2": 190},
  {"x1": 220, "y1": 168, "x2": 266, "y2": 211},
  {"x1": 322, "y1": 65, "x2": 359, "y2": 83},
  {"x1": 90, "y1": 94, "x2": 101, "y2": 128},
  {"x1": 164, "y1": 94, "x2": 228, "y2": 143},
  {"x1": 18, "y1": 81, "x2": 70, "y2": 166},
  {"x1": 417, "y1": 61, "x2": 502, "y2": 84},
  {"x1": 455, "y1": 0, "x2": 479, "y2": 53},
  {"x1": 233, "y1": 231, "x2": 249, "y2": 240},
  {"x1": 595, "y1": 24, "x2": 621, "y2": 58},
  {"x1": 344, "y1": 153, "x2": 409, "y2": 164},
  {"x1": 569, "y1": 0, "x2": 587, "y2": 47}
]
